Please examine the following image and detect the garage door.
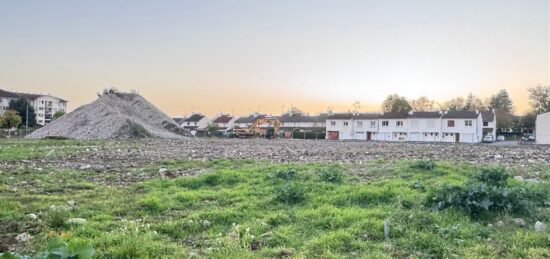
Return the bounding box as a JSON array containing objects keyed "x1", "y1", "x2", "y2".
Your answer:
[
  {"x1": 355, "y1": 132, "x2": 365, "y2": 140},
  {"x1": 461, "y1": 133, "x2": 475, "y2": 143},
  {"x1": 409, "y1": 132, "x2": 421, "y2": 141}
]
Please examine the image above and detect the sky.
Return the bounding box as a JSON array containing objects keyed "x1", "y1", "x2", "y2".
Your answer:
[{"x1": 0, "y1": 0, "x2": 548, "y2": 117}]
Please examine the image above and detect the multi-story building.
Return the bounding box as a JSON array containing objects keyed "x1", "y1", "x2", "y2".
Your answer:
[{"x1": 0, "y1": 89, "x2": 68, "y2": 126}]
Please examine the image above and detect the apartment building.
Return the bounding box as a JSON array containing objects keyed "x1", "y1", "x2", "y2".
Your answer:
[{"x1": 0, "y1": 89, "x2": 68, "y2": 126}]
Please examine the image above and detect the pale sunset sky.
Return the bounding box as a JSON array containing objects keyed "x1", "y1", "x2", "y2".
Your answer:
[{"x1": 1, "y1": 0, "x2": 549, "y2": 117}]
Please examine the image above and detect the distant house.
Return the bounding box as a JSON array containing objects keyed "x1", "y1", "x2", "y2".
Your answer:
[
  {"x1": 440, "y1": 111, "x2": 483, "y2": 143},
  {"x1": 172, "y1": 117, "x2": 187, "y2": 127},
  {"x1": 234, "y1": 113, "x2": 266, "y2": 129},
  {"x1": 406, "y1": 111, "x2": 442, "y2": 142},
  {"x1": 0, "y1": 89, "x2": 68, "y2": 126},
  {"x1": 378, "y1": 112, "x2": 409, "y2": 141},
  {"x1": 211, "y1": 114, "x2": 236, "y2": 131},
  {"x1": 277, "y1": 113, "x2": 327, "y2": 138},
  {"x1": 536, "y1": 112, "x2": 550, "y2": 144},
  {"x1": 481, "y1": 110, "x2": 496, "y2": 140},
  {"x1": 326, "y1": 113, "x2": 355, "y2": 140},
  {"x1": 182, "y1": 113, "x2": 209, "y2": 135}
]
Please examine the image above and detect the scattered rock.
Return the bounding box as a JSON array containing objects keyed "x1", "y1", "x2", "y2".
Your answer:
[
  {"x1": 80, "y1": 164, "x2": 92, "y2": 170},
  {"x1": 26, "y1": 214, "x2": 38, "y2": 220},
  {"x1": 513, "y1": 175, "x2": 524, "y2": 181},
  {"x1": 15, "y1": 233, "x2": 32, "y2": 242},
  {"x1": 202, "y1": 219, "x2": 211, "y2": 227},
  {"x1": 494, "y1": 154, "x2": 503, "y2": 159},
  {"x1": 158, "y1": 168, "x2": 168, "y2": 173},
  {"x1": 67, "y1": 200, "x2": 76, "y2": 207},
  {"x1": 535, "y1": 221, "x2": 546, "y2": 232},
  {"x1": 66, "y1": 218, "x2": 87, "y2": 225},
  {"x1": 513, "y1": 218, "x2": 526, "y2": 227},
  {"x1": 495, "y1": 221, "x2": 504, "y2": 227}
]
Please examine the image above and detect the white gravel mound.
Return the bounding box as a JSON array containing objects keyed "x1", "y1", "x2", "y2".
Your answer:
[{"x1": 27, "y1": 92, "x2": 190, "y2": 140}]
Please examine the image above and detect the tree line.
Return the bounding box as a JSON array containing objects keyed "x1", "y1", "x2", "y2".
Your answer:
[{"x1": 381, "y1": 86, "x2": 550, "y2": 133}]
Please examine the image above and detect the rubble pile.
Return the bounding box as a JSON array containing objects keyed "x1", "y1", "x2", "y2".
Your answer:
[{"x1": 26, "y1": 91, "x2": 190, "y2": 140}]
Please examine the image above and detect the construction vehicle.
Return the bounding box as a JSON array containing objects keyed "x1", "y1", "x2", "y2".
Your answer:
[{"x1": 233, "y1": 118, "x2": 281, "y2": 139}]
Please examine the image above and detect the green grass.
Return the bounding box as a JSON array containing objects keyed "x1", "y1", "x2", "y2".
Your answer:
[{"x1": 0, "y1": 142, "x2": 549, "y2": 258}]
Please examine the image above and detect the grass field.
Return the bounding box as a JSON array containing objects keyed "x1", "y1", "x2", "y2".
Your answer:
[{"x1": 1, "y1": 140, "x2": 549, "y2": 258}]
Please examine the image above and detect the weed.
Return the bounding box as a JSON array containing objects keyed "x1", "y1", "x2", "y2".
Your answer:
[
  {"x1": 275, "y1": 169, "x2": 297, "y2": 180},
  {"x1": 274, "y1": 182, "x2": 305, "y2": 204},
  {"x1": 318, "y1": 168, "x2": 344, "y2": 183},
  {"x1": 411, "y1": 160, "x2": 436, "y2": 171}
]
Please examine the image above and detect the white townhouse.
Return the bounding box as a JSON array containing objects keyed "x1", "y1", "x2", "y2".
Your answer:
[
  {"x1": 211, "y1": 114, "x2": 236, "y2": 131},
  {"x1": 278, "y1": 113, "x2": 327, "y2": 138},
  {"x1": 440, "y1": 111, "x2": 483, "y2": 143},
  {"x1": 353, "y1": 113, "x2": 380, "y2": 140},
  {"x1": 0, "y1": 89, "x2": 68, "y2": 126},
  {"x1": 377, "y1": 112, "x2": 409, "y2": 141},
  {"x1": 406, "y1": 111, "x2": 443, "y2": 142},
  {"x1": 536, "y1": 112, "x2": 550, "y2": 144},
  {"x1": 182, "y1": 113, "x2": 210, "y2": 135},
  {"x1": 326, "y1": 113, "x2": 355, "y2": 140}
]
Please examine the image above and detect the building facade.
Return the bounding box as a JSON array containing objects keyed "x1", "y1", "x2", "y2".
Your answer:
[
  {"x1": 326, "y1": 110, "x2": 487, "y2": 143},
  {"x1": 0, "y1": 89, "x2": 68, "y2": 126},
  {"x1": 536, "y1": 112, "x2": 550, "y2": 144}
]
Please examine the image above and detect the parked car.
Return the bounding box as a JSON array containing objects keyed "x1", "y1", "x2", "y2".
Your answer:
[
  {"x1": 482, "y1": 135, "x2": 494, "y2": 143},
  {"x1": 497, "y1": 135, "x2": 505, "y2": 141}
]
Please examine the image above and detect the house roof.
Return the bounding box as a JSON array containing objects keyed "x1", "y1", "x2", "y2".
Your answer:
[
  {"x1": 0, "y1": 89, "x2": 68, "y2": 102},
  {"x1": 235, "y1": 114, "x2": 266, "y2": 123},
  {"x1": 278, "y1": 114, "x2": 327, "y2": 123},
  {"x1": 184, "y1": 114, "x2": 205, "y2": 122},
  {"x1": 442, "y1": 111, "x2": 479, "y2": 119},
  {"x1": 173, "y1": 117, "x2": 186, "y2": 124},
  {"x1": 379, "y1": 112, "x2": 408, "y2": 119},
  {"x1": 408, "y1": 111, "x2": 442, "y2": 119},
  {"x1": 354, "y1": 113, "x2": 381, "y2": 120},
  {"x1": 327, "y1": 113, "x2": 355, "y2": 120},
  {"x1": 481, "y1": 111, "x2": 495, "y2": 122},
  {"x1": 212, "y1": 115, "x2": 234, "y2": 123}
]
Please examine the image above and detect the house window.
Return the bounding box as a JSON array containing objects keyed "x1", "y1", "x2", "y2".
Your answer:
[
  {"x1": 427, "y1": 120, "x2": 435, "y2": 128},
  {"x1": 483, "y1": 122, "x2": 488, "y2": 127},
  {"x1": 343, "y1": 121, "x2": 349, "y2": 126},
  {"x1": 370, "y1": 121, "x2": 376, "y2": 127},
  {"x1": 447, "y1": 120, "x2": 455, "y2": 127},
  {"x1": 357, "y1": 121, "x2": 362, "y2": 127},
  {"x1": 382, "y1": 121, "x2": 389, "y2": 127},
  {"x1": 465, "y1": 120, "x2": 472, "y2": 127},
  {"x1": 396, "y1": 121, "x2": 404, "y2": 127},
  {"x1": 330, "y1": 121, "x2": 336, "y2": 126}
]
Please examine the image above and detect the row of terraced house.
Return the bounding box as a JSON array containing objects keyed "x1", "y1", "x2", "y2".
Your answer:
[
  {"x1": 326, "y1": 110, "x2": 496, "y2": 143},
  {"x1": 174, "y1": 109, "x2": 496, "y2": 143}
]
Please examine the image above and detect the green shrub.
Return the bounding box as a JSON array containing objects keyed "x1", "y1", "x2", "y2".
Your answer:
[
  {"x1": 428, "y1": 167, "x2": 548, "y2": 218},
  {"x1": 411, "y1": 160, "x2": 436, "y2": 171},
  {"x1": 318, "y1": 168, "x2": 344, "y2": 183},
  {"x1": 275, "y1": 169, "x2": 297, "y2": 180},
  {"x1": 274, "y1": 183, "x2": 305, "y2": 204},
  {"x1": 46, "y1": 207, "x2": 71, "y2": 229}
]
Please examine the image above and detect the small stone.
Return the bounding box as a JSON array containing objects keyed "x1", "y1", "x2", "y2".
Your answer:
[
  {"x1": 535, "y1": 221, "x2": 546, "y2": 232},
  {"x1": 496, "y1": 221, "x2": 504, "y2": 227},
  {"x1": 514, "y1": 175, "x2": 524, "y2": 181},
  {"x1": 79, "y1": 164, "x2": 91, "y2": 170},
  {"x1": 66, "y1": 218, "x2": 87, "y2": 225},
  {"x1": 67, "y1": 200, "x2": 76, "y2": 207},
  {"x1": 27, "y1": 214, "x2": 38, "y2": 220},
  {"x1": 513, "y1": 218, "x2": 526, "y2": 227},
  {"x1": 158, "y1": 168, "x2": 168, "y2": 173},
  {"x1": 487, "y1": 223, "x2": 493, "y2": 227},
  {"x1": 16, "y1": 232, "x2": 32, "y2": 242},
  {"x1": 494, "y1": 154, "x2": 503, "y2": 159},
  {"x1": 202, "y1": 219, "x2": 211, "y2": 227}
]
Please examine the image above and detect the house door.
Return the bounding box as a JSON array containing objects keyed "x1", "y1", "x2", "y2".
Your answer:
[
  {"x1": 328, "y1": 131, "x2": 339, "y2": 140},
  {"x1": 455, "y1": 133, "x2": 460, "y2": 142},
  {"x1": 367, "y1": 132, "x2": 372, "y2": 140}
]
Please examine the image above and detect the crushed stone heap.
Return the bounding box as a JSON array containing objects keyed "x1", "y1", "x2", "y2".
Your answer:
[{"x1": 27, "y1": 91, "x2": 191, "y2": 140}]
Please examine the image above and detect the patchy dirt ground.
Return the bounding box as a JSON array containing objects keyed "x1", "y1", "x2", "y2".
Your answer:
[{"x1": 5, "y1": 139, "x2": 549, "y2": 172}]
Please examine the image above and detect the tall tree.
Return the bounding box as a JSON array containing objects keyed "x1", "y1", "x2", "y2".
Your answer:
[
  {"x1": 381, "y1": 94, "x2": 412, "y2": 113},
  {"x1": 464, "y1": 93, "x2": 487, "y2": 111},
  {"x1": 528, "y1": 86, "x2": 550, "y2": 114},
  {"x1": 441, "y1": 97, "x2": 465, "y2": 111},
  {"x1": 8, "y1": 98, "x2": 37, "y2": 127},
  {"x1": 495, "y1": 111, "x2": 513, "y2": 131},
  {"x1": 489, "y1": 89, "x2": 513, "y2": 113},
  {"x1": 520, "y1": 112, "x2": 536, "y2": 132},
  {"x1": 2, "y1": 110, "x2": 22, "y2": 129},
  {"x1": 411, "y1": 96, "x2": 435, "y2": 112}
]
